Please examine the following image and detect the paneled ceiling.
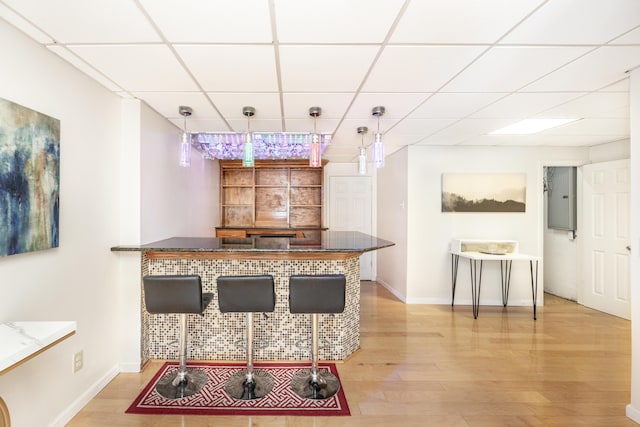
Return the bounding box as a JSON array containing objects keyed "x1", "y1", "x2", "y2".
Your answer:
[{"x1": 1, "y1": 0, "x2": 639, "y2": 162}]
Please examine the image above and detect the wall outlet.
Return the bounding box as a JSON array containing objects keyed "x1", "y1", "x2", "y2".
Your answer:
[{"x1": 72, "y1": 350, "x2": 83, "y2": 373}]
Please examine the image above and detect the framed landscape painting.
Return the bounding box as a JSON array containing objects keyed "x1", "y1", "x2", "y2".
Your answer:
[
  {"x1": 0, "y1": 97, "x2": 60, "y2": 256},
  {"x1": 442, "y1": 173, "x2": 526, "y2": 213}
]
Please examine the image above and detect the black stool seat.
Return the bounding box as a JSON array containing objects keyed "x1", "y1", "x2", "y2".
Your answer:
[
  {"x1": 143, "y1": 275, "x2": 213, "y2": 399},
  {"x1": 217, "y1": 275, "x2": 275, "y2": 400},
  {"x1": 289, "y1": 274, "x2": 346, "y2": 400}
]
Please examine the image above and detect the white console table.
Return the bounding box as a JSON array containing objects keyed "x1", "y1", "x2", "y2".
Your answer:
[
  {"x1": 0, "y1": 321, "x2": 76, "y2": 375},
  {"x1": 450, "y1": 239, "x2": 540, "y2": 320}
]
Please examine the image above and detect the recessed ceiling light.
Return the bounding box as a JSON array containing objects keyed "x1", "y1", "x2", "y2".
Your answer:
[{"x1": 489, "y1": 118, "x2": 580, "y2": 135}]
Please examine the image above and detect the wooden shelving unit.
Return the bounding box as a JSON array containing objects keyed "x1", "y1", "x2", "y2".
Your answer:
[{"x1": 218, "y1": 159, "x2": 325, "y2": 237}]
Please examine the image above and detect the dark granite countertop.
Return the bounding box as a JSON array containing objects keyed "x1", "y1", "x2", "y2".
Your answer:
[{"x1": 111, "y1": 231, "x2": 394, "y2": 253}]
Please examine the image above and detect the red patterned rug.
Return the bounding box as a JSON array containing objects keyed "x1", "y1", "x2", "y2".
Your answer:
[{"x1": 126, "y1": 362, "x2": 350, "y2": 416}]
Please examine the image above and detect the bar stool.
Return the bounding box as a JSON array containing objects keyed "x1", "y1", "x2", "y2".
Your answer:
[
  {"x1": 142, "y1": 275, "x2": 213, "y2": 399},
  {"x1": 289, "y1": 274, "x2": 346, "y2": 400},
  {"x1": 217, "y1": 274, "x2": 276, "y2": 400}
]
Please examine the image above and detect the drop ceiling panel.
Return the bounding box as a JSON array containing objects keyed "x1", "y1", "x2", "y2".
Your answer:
[
  {"x1": 611, "y1": 26, "x2": 640, "y2": 44},
  {"x1": 502, "y1": 0, "x2": 640, "y2": 44},
  {"x1": 282, "y1": 93, "x2": 354, "y2": 119},
  {"x1": 332, "y1": 118, "x2": 398, "y2": 146},
  {"x1": 524, "y1": 46, "x2": 640, "y2": 92},
  {"x1": 443, "y1": 46, "x2": 592, "y2": 92},
  {"x1": 4, "y1": 0, "x2": 159, "y2": 43},
  {"x1": 391, "y1": 0, "x2": 544, "y2": 43},
  {"x1": 279, "y1": 45, "x2": 379, "y2": 92},
  {"x1": 539, "y1": 92, "x2": 629, "y2": 118},
  {"x1": 470, "y1": 92, "x2": 584, "y2": 119},
  {"x1": 274, "y1": 0, "x2": 404, "y2": 43},
  {"x1": 169, "y1": 118, "x2": 231, "y2": 133},
  {"x1": 347, "y1": 93, "x2": 430, "y2": 120},
  {"x1": 132, "y1": 92, "x2": 221, "y2": 119},
  {"x1": 175, "y1": 45, "x2": 278, "y2": 92},
  {"x1": 460, "y1": 134, "x2": 620, "y2": 146},
  {"x1": 207, "y1": 92, "x2": 281, "y2": 120},
  {"x1": 409, "y1": 93, "x2": 507, "y2": 119},
  {"x1": 429, "y1": 118, "x2": 515, "y2": 143},
  {"x1": 538, "y1": 118, "x2": 629, "y2": 136},
  {"x1": 226, "y1": 118, "x2": 283, "y2": 133},
  {"x1": 387, "y1": 118, "x2": 458, "y2": 136},
  {"x1": 47, "y1": 46, "x2": 122, "y2": 91},
  {"x1": 363, "y1": 46, "x2": 487, "y2": 92},
  {"x1": 140, "y1": 0, "x2": 272, "y2": 43},
  {"x1": 283, "y1": 118, "x2": 341, "y2": 133},
  {"x1": 68, "y1": 45, "x2": 198, "y2": 91}
]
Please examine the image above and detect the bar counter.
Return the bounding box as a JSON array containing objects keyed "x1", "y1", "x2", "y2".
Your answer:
[{"x1": 112, "y1": 231, "x2": 393, "y2": 366}]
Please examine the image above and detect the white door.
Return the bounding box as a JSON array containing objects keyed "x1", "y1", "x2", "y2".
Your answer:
[
  {"x1": 329, "y1": 176, "x2": 374, "y2": 280},
  {"x1": 582, "y1": 159, "x2": 631, "y2": 319}
]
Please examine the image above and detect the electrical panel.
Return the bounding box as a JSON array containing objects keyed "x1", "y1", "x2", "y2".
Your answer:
[{"x1": 546, "y1": 166, "x2": 577, "y2": 231}]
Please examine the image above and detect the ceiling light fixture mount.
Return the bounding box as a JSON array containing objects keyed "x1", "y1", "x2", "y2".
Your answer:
[{"x1": 179, "y1": 105, "x2": 193, "y2": 167}]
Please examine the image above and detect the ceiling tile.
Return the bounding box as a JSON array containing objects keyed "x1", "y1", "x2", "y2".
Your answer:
[
  {"x1": 274, "y1": 0, "x2": 404, "y2": 43},
  {"x1": 409, "y1": 93, "x2": 507, "y2": 118},
  {"x1": 282, "y1": 93, "x2": 355, "y2": 119},
  {"x1": 363, "y1": 46, "x2": 487, "y2": 92},
  {"x1": 225, "y1": 118, "x2": 284, "y2": 133},
  {"x1": 176, "y1": 45, "x2": 278, "y2": 92},
  {"x1": 3, "y1": 0, "x2": 159, "y2": 43},
  {"x1": 391, "y1": 0, "x2": 544, "y2": 43},
  {"x1": 611, "y1": 26, "x2": 640, "y2": 44},
  {"x1": 538, "y1": 92, "x2": 629, "y2": 119},
  {"x1": 0, "y1": 3, "x2": 53, "y2": 43},
  {"x1": 279, "y1": 45, "x2": 379, "y2": 92},
  {"x1": 443, "y1": 46, "x2": 591, "y2": 92},
  {"x1": 131, "y1": 92, "x2": 219, "y2": 119},
  {"x1": 47, "y1": 45, "x2": 123, "y2": 91},
  {"x1": 387, "y1": 118, "x2": 458, "y2": 136},
  {"x1": 470, "y1": 92, "x2": 584, "y2": 119},
  {"x1": 601, "y1": 78, "x2": 630, "y2": 92},
  {"x1": 524, "y1": 46, "x2": 640, "y2": 92},
  {"x1": 140, "y1": 0, "x2": 272, "y2": 43},
  {"x1": 68, "y1": 44, "x2": 198, "y2": 91},
  {"x1": 207, "y1": 92, "x2": 281, "y2": 120},
  {"x1": 346, "y1": 93, "x2": 429, "y2": 120},
  {"x1": 169, "y1": 118, "x2": 231, "y2": 133},
  {"x1": 502, "y1": 0, "x2": 640, "y2": 44},
  {"x1": 537, "y1": 118, "x2": 629, "y2": 136},
  {"x1": 283, "y1": 118, "x2": 341, "y2": 133}
]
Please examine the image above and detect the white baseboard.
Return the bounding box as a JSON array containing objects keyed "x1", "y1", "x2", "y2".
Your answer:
[
  {"x1": 375, "y1": 278, "x2": 407, "y2": 303},
  {"x1": 119, "y1": 361, "x2": 142, "y2": 373},
  {"x1": 626, "y1": 404, "x2": 640, "y2": 424},
  {"x1": 48, "y1": 364, "x2": 120, "y2": 427}
]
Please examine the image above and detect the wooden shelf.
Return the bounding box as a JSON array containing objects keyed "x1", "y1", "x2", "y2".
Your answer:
[{"x1": 218, "y1": 159, "x2": 325, "y2": 234}]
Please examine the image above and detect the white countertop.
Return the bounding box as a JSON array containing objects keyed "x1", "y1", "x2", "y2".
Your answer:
[
  {"x1": 450, "y1": 250, "x2": 540, "y2": 261},
  {"x1": 0, "y1": 321, "x2": 76, "y2": 374}
]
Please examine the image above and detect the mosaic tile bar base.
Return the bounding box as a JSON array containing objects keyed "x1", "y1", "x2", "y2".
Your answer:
[{"x1": 140, "y1": 254, "x2": 360, "y2": 366}]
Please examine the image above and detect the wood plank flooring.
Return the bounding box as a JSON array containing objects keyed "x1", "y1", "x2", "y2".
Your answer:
[{"x1": 67, "y1": 282, "x2": 634, "y2": 426}]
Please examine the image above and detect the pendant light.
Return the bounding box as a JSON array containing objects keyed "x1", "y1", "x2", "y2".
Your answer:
[
  {"x1": 242, "y1": 106, "x2": 255, "y2": 167},
  {"x1": 309, "y1": 106, "x2": 322, "y2": 167},
  {"x1": 372, "y1": 106, "x2": 385, "y2": 168},
  {"x1": 179, "y1": 105, "x2": 192, "y2": 167},
  {"x1": 357, "y1": 126, "x2": 368, "y2": 175}
]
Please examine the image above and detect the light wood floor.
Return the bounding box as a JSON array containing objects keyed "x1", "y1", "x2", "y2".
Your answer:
[{"x1": 67, "y1": 282, "x2": 634, "y2": 426}]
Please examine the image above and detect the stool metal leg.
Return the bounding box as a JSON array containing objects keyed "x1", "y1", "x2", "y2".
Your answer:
[
  {"x1": 155, "y1": 313, "x2": 208, "y2": 399},
  {"x1": 225, "y1": 312, "x2": 274, "y2": 400},
  {"x1": 292, "y1": 313, "x2": 341, "y2": 400}
]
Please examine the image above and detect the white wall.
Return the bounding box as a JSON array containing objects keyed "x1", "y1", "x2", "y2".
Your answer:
[
  {"x1": 381, "y1": 145, "x2": 591, "y2": 305},
  {"x1": 0, "y1": 20, "x2": 219, "y2": 426},
  {"x1": 0, "y1": 21, "x2": 123, "y2": 427},
  {"x1": 626, "y1": 70, "x2": 640, "y2": 423},
  {"x1": 376, "y1": 148, "x2": 409, "y2": 299}
]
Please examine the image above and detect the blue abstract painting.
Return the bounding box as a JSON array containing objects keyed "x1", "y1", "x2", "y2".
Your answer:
[{"x1": 0, "y1": 98, "x2": 60, "y2": 256}]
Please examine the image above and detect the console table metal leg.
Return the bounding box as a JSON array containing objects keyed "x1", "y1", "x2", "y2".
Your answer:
[
  {"x1": 469, "y1": 259, "x2": 483, "y2": 319},
  {"x1": 500, "y1": 260, "x2": 513, "y2": 307},
  {"x1": 451, "y1": 254, "x2": 460, "y2": 306},
  {"x1": 530, "y1": 260, "x2": 539, "y2": 320}
]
